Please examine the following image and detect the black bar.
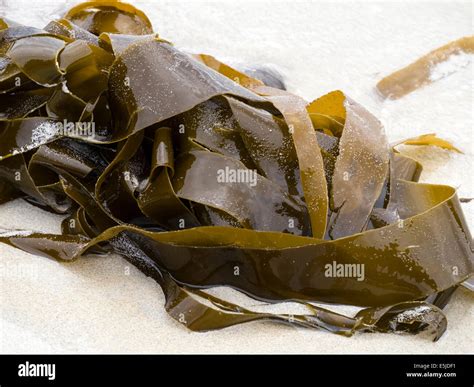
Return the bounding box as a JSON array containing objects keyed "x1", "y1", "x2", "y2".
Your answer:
[{"x1": 0, "y1": 354, "x2": 472, "y2": 386}]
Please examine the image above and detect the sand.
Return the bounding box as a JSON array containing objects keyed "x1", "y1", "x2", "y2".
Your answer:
[{"x1": 0, "y1": 0, "x2": 473, "y2": 354}]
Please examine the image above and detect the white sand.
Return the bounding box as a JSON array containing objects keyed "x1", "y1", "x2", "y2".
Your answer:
[{"x1": 0, "y1": 0, "x2": 473, "y2": 354}]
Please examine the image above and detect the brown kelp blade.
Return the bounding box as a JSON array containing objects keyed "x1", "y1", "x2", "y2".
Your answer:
[
  {"x1": 376, "y1": 36, "x2": 474, "y2": 99},
  {"x1": 395, "y1": 133, "x2": 463, "y2": 153}
]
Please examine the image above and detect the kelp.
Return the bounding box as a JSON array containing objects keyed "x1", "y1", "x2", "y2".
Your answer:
[
  {"x1": 376, "y1": 36, "x2": 474, "y2": 99},
  {"x1": 395, "y1": 133, "x2": 463, "y2": 153},
  {"x1": 0, "y1": 1, "x2": 472, "y2": 341}
]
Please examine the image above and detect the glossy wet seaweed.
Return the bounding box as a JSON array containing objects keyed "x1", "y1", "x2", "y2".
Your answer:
[{"x1": 0, "y1": 1, "x2": 472, "y2": 340}]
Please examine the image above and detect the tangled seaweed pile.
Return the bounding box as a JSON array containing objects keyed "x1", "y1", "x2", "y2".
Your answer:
[{"x1": 0, "y1": 1, "x2": 472, "y2": 340}]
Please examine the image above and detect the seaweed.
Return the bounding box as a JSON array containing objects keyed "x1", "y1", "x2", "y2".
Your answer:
[
  {"x1": 376, "y1": 36, "x2": 474, "y2": 99},
  {"x1": 0, "y1": 1, "x2": 472, "y2": 340}
]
